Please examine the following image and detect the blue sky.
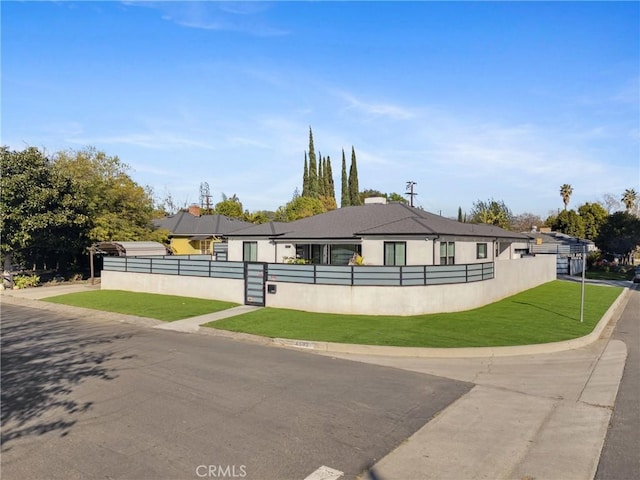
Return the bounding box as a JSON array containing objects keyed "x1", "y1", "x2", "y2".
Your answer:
[{"x1": 2, "y1": 1, "x2": 639, "y2": 218}]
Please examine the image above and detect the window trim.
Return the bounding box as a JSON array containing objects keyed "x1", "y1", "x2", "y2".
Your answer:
[
  {"x1": 439, "y1": 241, "x2": 455, "y2": 265},
  {"x1": 384, "y1": 241, "x2": 406, "y2": 266},
  {"x1": 477, "y1": 243, "x2": 488, "y2": 260},
  {"x1": 243, "y1": 241, "x2": 258, "y2": 262}
]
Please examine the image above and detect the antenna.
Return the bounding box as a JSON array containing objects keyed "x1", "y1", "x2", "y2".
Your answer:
[{"x1": 405, "y1": 181, "x2": 418, "y2": 207}]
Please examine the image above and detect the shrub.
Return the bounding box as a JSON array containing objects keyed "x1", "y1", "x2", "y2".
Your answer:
[{"x1": 13, "y1": 274, "x2": 40, "y2": 289}]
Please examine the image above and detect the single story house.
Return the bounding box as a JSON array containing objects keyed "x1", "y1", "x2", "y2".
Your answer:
[
  {"x1": 154, "y1": 205, "x2": 253, "y2": 256},
  {"x1": 227, "y1": 202, "x2": 530, "y2": 266},
  {"x1": 102, "y1": 203, "x2": 556, "y2": 315}
]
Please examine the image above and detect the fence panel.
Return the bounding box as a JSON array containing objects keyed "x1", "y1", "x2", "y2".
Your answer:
[
  {"x1": 315, "y1": 265, "x2": 352, "y2": 285},
  {"x1": 102, "y1": 256, "x2": 496, "y2": 287}
]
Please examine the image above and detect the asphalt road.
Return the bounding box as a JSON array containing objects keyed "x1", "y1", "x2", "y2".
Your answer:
[
  {"x1": 595, "y1": 286, "x2": 640, "y2": 480},
  {"x1": 0, "y1": 303, "x2": 471, "y2": 480}
]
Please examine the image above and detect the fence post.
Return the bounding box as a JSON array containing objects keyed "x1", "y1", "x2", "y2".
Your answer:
[{"x1": 313, "y1": 264, "x2": 317, "y2": 284}]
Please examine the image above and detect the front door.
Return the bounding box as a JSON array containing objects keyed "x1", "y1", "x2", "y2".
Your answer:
[{"x1": 244, "y1": 262, "x2": 266, "y2": 306}]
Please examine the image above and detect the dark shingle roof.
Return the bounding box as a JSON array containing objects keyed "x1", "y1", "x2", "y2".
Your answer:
[
  {"x1": 229, "y1": 221, "x2": 293, "y2": 237},
  {"x1": 227, "y1": 204, "x2": 527, "y2": 241},
  {"x1": 153, "y1": 212, "x2": 253, "y2": 236}
]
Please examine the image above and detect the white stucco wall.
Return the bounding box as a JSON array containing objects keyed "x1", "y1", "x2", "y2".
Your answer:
[
  {"x1": 101, "y1": 254, "x2": 555, "y2": 315},
  {"x1": 101, "y1": 270, "x2": 244, "y2": 303},
  {"x1": 264, "y1": 255, "x2": 556, "y2": 315}
]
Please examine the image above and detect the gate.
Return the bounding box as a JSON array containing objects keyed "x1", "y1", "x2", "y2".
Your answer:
[{"x1": 244, "y1": 262, "x2": 266, "y2": 306}]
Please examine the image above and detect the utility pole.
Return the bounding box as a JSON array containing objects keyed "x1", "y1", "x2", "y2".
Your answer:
[
  {"x1": 199, "y1": 182, "x2": 212, "y2": 213},
  {"x1": 405, "y1": 181, "x2": 418, "y2": 207}
]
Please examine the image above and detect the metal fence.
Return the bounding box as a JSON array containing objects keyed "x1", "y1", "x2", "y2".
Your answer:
[
  {"x1": 103, "y1": 257, "x2": 244, "y2": 279},
  {"x1": 267, "y1": 262, "x2": 493, "y2": 286},
  {"x1": 103, "y1": 256, "x2": 494, "y2": 286}
]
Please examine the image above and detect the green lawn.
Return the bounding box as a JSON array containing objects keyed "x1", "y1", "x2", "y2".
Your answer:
[
  {"x1": 205, "y1": 281, "x2": 623, "y2": 348},
  {"x1": 584, "y1": 270, "x2": 634, "y2": 281},
  {"x1": 45, "y1": 290, "x2": 239, "y2": 322}
]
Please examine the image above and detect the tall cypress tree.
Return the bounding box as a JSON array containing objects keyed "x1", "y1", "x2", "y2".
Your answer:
[
  {"x1": 318, "y1": 152, "x2": 325, "y2": 197},
  {"x1": 302, "y1": 153, "x2": 309, "y2": 197},
  {"x1": 308, "y1": 127, "x2": 318, "y2": 197},
  {"x1": 324, "y1": 156, "x2": 333, "y2": 201},
  {"x1": 348, "y1": 146, "x2": 361, "y2": 206},
  {"x1": 341, "y1": 149, "x2": 350, "y2": 207}
]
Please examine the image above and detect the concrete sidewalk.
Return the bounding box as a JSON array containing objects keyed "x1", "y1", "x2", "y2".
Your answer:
[{"x1": 153, "y1": 305, "x2": 262, "y2": 333}]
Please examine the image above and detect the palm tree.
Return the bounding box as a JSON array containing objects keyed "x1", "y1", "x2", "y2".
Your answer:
[
  {"x1": 621, "y1": 188, "x2": 638, "y2": 213},
  {"x1": 560, "y1": 184, "x2": 573, "y2": 211}
]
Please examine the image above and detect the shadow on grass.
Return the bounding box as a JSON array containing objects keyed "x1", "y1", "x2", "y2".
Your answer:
[
  {"x1": 511, "y1": 300, "x2": 577, "y2": 321},
  {"x1": 0, "y1": 304, "x2": 134, "y2": 451}
]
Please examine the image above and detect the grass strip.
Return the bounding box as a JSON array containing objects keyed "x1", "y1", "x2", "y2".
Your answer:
[
  {"x1": 206, "y1": 281, "x2": 623, "y2": 348},
  {"x1": 45, "y1": 290, "x2": 239, "y2": 322}
]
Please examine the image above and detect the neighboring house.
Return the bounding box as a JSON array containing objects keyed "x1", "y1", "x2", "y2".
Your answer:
[
  {"x1": 523, "y1": 227, "x2": 595, "y2": 275},
  {"x1": 153, "y1": 205, "x2": 253, "y2": 256},
  {"x1": 227, "y1": 202, "x2": 530, "y2": 265},
  {"x1": 524, "y1": 228, "x2": 596, "y2": 254}
]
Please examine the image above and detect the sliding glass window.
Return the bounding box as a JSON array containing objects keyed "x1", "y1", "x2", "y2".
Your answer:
[{"x1": 384, "y1": 242, "x2": 406, "y2": 266}]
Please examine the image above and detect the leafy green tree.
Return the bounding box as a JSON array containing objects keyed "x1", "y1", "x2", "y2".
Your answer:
[
  {"x1": 595, "y1": 211, "x2": 640, "y2": 264},
  {"x1": 215, "y1": 193, "x2": 243, "y2": 219},
  {"x1": 243, "y1": 211, "x2": 271, "y2": 224},
  {"x1": 359, "y1": 189, "x2": 385, "y2": 202},
  {"x1": 341, "y1": 149, "x2": 350, "y2": 207},
  {"x1": 470, "y1": 199, "x2": 513, "y2": 229},
  {"x1": 577, "y1": 202, "x2": 608, "y2": 240},
  {"x1": 274, "y1": 196, "x2": 326, "y2": 222},
  {"x1": 550, "y1": 209, "x2": 585, "y2": 238},
  {"x1": 387, "y1": 192, "x2": 408, "y2": 204},
  {"x1": 560, "y1": 183, "x2": 573, "y2": 211},
  {"x1": 348, "y1": 146, "x2": 362, "y2": 206},
  {"x1": 1, "y1": 146, "x2": 90, "y2": 271},
  {"x1": 54, "y1": 147, "x2": 156, "y2": 242}
]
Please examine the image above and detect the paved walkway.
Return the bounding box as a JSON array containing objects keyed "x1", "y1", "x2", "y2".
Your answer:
[
  {"x1": 1, "y1": 282, "x2": 634, "y2": 480},
  {"x1": 153, "y1": 305, "x2": 263, "y2": 333}
]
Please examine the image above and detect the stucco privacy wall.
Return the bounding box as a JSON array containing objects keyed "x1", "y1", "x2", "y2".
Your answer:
[
  {"x1": 101, "y1": 270, "x2": 243, "y2": 303},
  {"x1": 102, "y1": 255, "x2": 555, "y2": 315},
  {"x1": 265, "y1": 256, "x2": 556, "y2": 315}
]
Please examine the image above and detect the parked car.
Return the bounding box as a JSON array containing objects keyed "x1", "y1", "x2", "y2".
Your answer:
[{"x1": 633, "y1": 267, "x2": 640, "y2": 283}]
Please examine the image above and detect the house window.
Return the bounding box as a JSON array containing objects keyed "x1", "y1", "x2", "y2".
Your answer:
[
  {"x1": 330, "y1": 244, "x2": 362, "y2": 265},
  {"x1": 477, "y1": 243, "x2": 488, "y2": 259},
  {"x1": 440, "y1": 242, "x2": 455, "y2": 265},
  {"x1": 384, "y1": 242, "x2": 406, "y2": 266},
  {"x1": 243, "y1": 242, "x2": 257, "y2": 262},
  {"x1": 200, "y1": 240, "x2": 212, "y2": 255},
  {"x1": 295, "y1": 244, "x2": 360, "y2": 265}
]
